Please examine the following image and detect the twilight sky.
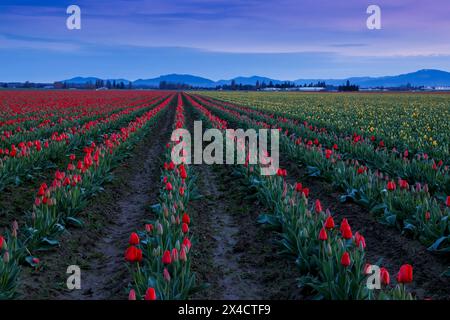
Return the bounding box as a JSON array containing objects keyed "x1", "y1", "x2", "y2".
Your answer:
[{"x1": 1, "y1": 0, "x2": 450, "y2": 82}]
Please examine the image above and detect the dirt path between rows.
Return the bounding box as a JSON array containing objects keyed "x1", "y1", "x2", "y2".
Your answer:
[
  {"x1": 280, "y1": 158, "x2": 450, "y2": 300},
  {"x1": 186, "y1": 104, "x2": 301, "y2": 300},
  {"x1": 18, "y1": 104, "x2": 175, "y2": 300}
]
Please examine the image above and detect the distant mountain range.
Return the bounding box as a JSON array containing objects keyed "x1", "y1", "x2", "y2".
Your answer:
[{"x1": 61, "y1": 69, "x2": 450, "y2": 88}]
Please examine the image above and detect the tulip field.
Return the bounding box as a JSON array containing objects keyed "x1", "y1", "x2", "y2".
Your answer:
[{"x1": 0, "y1": 90, "x2": 449, "y2": 300}]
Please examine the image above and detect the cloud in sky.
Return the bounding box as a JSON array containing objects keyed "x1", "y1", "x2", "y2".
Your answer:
[{"x1": 1, "y1": 0, "x2": 449, "y2": 81}]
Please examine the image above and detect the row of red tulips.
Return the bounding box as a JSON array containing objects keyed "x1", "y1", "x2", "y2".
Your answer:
[
  {"x1": 0, "y1": 95, "x2": 169, "y2": 191},
  {"x1": 0, "y1": 94, "x2": 163, "y2": 148},
  {"x1": 126, "y1": 94, "x2": 199, "y2": 300},
  {"x1": 185, "y1": 93, "x2": 415, "y2": 300},
  {"x1": 0, "y1": 94, "x2": 174, "y2": 299},
  {"x1": 0, "y1": 90, "x2": 161, "y2": 125},
  {"x1": 192, "y1": 95, "x2": 450, "y2": 255}
]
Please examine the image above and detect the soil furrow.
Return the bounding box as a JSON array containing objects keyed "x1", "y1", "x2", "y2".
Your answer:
[{"x1": 186, "y1": 104, "x2": 301, "y2": 300}]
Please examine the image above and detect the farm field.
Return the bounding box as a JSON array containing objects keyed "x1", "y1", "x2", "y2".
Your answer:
[{"x1": 0, "y1": 90, "x2": 449, "y2": 300}]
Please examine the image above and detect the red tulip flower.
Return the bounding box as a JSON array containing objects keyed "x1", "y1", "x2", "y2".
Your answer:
[
  {"x1": 171, "y1": 248, "x2": 179, "y2": 262},
  {"x1": 145, "y1": 224, "x2": 153, "y2": 233},
  {"x1": 380, "y1": 267, "x2": 390, "y2": 285},
  {"x1": 397, "y1": 264, "x2": 413, "y2": 284},
  {"x1": 295, "y1": 182, "x2": 303, "y2": 192},
  {"x1": 363, "y1": 263, "x2": 372, "y2": 275},
  {"x1": 128, "y1": 289, "x2": 136, "y2": 300},
  {"x1": 165, "y1": 182, "x2": 173, "y2": 191},
  {"x1": 314, "y1": 199, "x2": 323, "y2": 213},
  {"x1": 340, "y1": 219, "x2": 353, "y2": 239},
  {"x1": 144, "y1": 288, "x2": 157, "y2": 300},
  {"x1": 446, "y1": 196, "x2": 450, "y2": 207},
  {"x1": 387, "y1": 181, "x2": 396, "y2": 191},
  {"x1": 183, "y1": 237, "x2": 191, "y2": 250},
  {"x1": 180, "y1": 246, "x2": 187, "y2": 262},
  {"x1": 341, "y1": 252, "x2": 351, "y2": 267},
  {"x1": 302, "y1": 188, "x2": 310, "y2": 198},
  {"x1": 182, "y1": 223, "x2": 189, "y2": 234},
  {"x1": 162, "y1": 250, "x2": 172, "y2": 264},
  {"x1": 355, "y1": 232, "x2": 366, "y2": 249},
  {"x1": 129, "y1": 232, "x2": 140, "y2": 245},
  {"x1": 318, "y1": 228, "x2": 328, "y2": 241},
  {"x1": 125, "y1": 246, "x2": 143, "y2": 262},
  {"x1": 182, "y1": 213, "x2": 190, "y2": 224},
  {"x1": 324, "y1": 216, "x2": 335, "y2": 229}
]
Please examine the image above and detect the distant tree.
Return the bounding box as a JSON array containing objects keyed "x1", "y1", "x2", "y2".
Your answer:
[
  {"x1": 230, "y1": 80, "x2": 237, "y2": 90},
  {"x1": 338, "y1": 80, "x2": 359, "y2": 92}
]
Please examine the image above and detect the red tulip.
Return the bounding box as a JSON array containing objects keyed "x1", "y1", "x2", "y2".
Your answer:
[
  {"x1": 144, "y1": 288, "x2": 157, "y2": 300},
  {"x1": 182, "y1": 223, "x2": 189, "y2": 234},
  {"x1": 425, "y1": 211, "x2": 431, "y2": 221},
  {"x1": 318, "y1": 228, "x2": 328, "y2": 241},
  {"x1": 302, "y1": 188, "x2": 310, "y2": 198},
  {"x1": 355, "y1": 232, "x2": 366, "y2": 249},
  {"x1": 183, "y1": 237, "x2": 191, "y2": 250},
  {"x1": 399, "y1": 179, "x2": 409, "y2": 190},
  {"x1": 295, "y1": 182, "x2": 303, "y2": 192},
  {"x1": 179, "y1": 165, "x2": 187, "y2": 179},
  {"x1": 165, "y1": 182, "x2": 173, "y2": 191},
  {"x1": 182, "y1": 213, "x2": 190, "y2": 224},
  {"x1": 340, "y1": 219, "x2": 353, "y2": 239},
  {"x1": 397, "y1": 264, "x2": 413, "y2": 283},
  {"x1": 363, "y1": 263, "x2": 372, "y2": 275},
  {"x1": 37, "y1": 184, "x2": 46, "y2": 196},
  {"x1": 324, "y1": 216, "x2": 335, "y2": 229},
  {"x1": 380, "y1": 267, "x2": 390, "y2": 285},
  {"x1": 387, "y1": 181, "x2": 396, "y2": 191},
  {"x1": 128, "y1": 289, "x2": 136, "y2": 300},
  {"x1": 162, "y1": 250, "x2": 172, "y2": 264},
  {"x1": 146, "y1": 224, "x2": 154, "y2": 233},
  {"x1": 314, "y1": 199, "x2": 323, "y2": 213},
  {"x1": 341, "y1": 252, "x2": 351, "y2": 267},
  {"x1": 171, "y1": 248, "x2": 179, "y2": 262},
  {"x1": 180, "y1": 246, "x2": 187, "y2": 262},
  {"x1": 179, "y1": 187, "x2": 185, "y2": 196},
  {"x1": 129, "y1": 232, "x2": 140, "y2": 245},
  {"x1": 0, "y1": 236, "x2": 4, "y2": 250},
  {"x1": 446, "y1": 196, "x2": 450, "y2": 207},
  {"x1": 125, "y1": 246, "x2": 143, "y2": 262}
]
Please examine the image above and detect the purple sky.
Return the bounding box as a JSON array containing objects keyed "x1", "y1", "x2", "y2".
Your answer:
[{"x1": 1, "y1": 0, "x2": 450, "y2": 81}]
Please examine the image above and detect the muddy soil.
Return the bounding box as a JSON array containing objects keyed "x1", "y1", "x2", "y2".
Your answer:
[
  {"x1": 17, "y1": 105, "x2": 175, "y2": 300},
  {"x1": 280, "y1": 158, "x2": 450, "y2": 300}
]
